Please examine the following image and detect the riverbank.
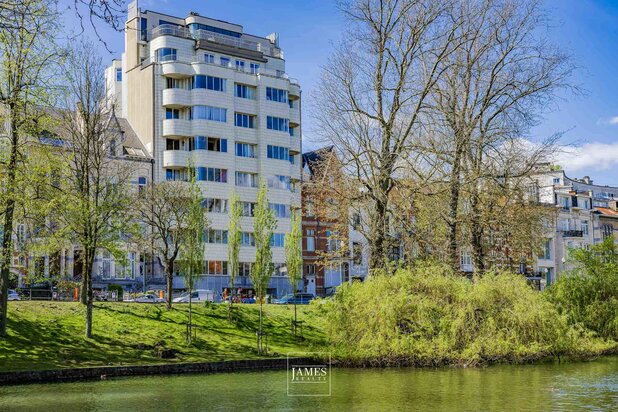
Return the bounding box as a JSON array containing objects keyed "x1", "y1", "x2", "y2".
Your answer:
[{"x1": 0, "y1": 301, "x2": 326, "y2": 372}]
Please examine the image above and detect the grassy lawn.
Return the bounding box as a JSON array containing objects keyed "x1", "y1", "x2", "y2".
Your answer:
[{"x1": 0, "y1": 301, "x2": 327, "y2": 372}]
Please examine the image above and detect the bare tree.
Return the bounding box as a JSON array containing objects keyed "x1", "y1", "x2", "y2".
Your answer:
[
  {"x1": 136, "y1": 181, "x2": 192, "y2": 310},
  {"x1": 54, "y1": 41, "x2": 134, "y2": 338},
  {"x1": 314, "y1": 0, "x2": 460, "y2": 271},
  {"x1": 0, "y1": 0, "x2": 59, "y2": 338},
  {"x1": 422, "y1": 0, "x2": 574, "y2": 272}
]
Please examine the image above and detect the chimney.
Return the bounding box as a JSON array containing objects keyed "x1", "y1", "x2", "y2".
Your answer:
[{"x1": 582, "y1": 176, "x2": 592, "y2": 185}]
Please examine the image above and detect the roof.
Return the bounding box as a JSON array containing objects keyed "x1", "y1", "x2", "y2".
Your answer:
[
  {"x1": 595, "y1": 207, "x2": 618, "y2": 218},
  {"x1": 114, "y1": 117, "x2": 151, "y2": 160},
  {"x1": 302, "y1": 146, "x2": 335, "y2": 175}
]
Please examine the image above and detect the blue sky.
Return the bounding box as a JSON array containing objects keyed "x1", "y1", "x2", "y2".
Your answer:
[{"x1": 73, "y1": 0, "x2": 617, "y2": 186}]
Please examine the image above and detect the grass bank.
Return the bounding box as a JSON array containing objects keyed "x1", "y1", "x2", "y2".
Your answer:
[{"x1": 0, "y1": 301, "x2": 327, "y2": 372}]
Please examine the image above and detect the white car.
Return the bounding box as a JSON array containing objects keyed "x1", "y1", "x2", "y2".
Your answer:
[
  {"x1": 173, "y1": 289, "x2": 215, "y2": 303},
  {"x1": 133, "y1": 294, "x2": 164, "y2": 303},
  {"x1": 7, "y1": 289, "x2": 20, "y2": 301}
]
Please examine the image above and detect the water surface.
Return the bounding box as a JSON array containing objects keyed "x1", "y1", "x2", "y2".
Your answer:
[{"x1": 1, "y1": 357, "x2": 617, "y2": 411}]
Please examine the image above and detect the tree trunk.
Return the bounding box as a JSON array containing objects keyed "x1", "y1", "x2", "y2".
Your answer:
[
  {"x1": 469, "y1": 194, "x2": 485, "y2": 273},
  {"x1": 259, "y1": 299, "x2": 263, "y2": 354},
  {"x1": 368, "y1": 198, "x2": 388, "y2": 272},
  {"x1": 84, "y1": 247, "x2": 96, "y2": 338},
  {"x1": 0, "y1": 114, "x2": 19, "y2": 338},
  {"x1": 166, "y1": 261, "x2": 173, "y2": 310},
  {"x1": 448, "y1": 143, "x2": 464, "y2": 273}
]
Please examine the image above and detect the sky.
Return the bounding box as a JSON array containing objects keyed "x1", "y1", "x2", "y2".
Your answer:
[{"x1": 67, "y1": 0, "x2": 618, "y2": 186}]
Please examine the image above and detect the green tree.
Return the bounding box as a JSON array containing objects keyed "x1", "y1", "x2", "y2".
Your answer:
[
  {"x1": 251, "y1": 181, "x2": 276, "y2": 353},
  {"x1": 548, "y1": 237, "x2": 618, "y2": 340},
  {"x1": 0, "y1": 0, "x2": 59, "y2": 337},
  {"x1": 54, "y1": 41, "x2": 135, "y2": 338},
  {"x1": 180, "y1": 166, "x2": 207, "y2": 343},
  {"x1": 285, "y1": 209, "x2": 302, "y2": 335},
  {"x1": 227, "y1": 192, "x2": 241, "y2": 320}
]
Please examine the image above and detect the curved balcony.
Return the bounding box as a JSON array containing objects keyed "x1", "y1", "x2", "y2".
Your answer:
[
  {"x1": 163, "y1": 150, "x2": 189, "y2": 169},
  {"x1": 289, "y1": 137, "x2": 301, "y2": 153},
  {"x1": 289, "y1": 83, "x2": 301, "y2": 97},
  {"x1": 162, "y1": 119, "x2": 192, "y2": 137},
  {"x1": 289, "y1": 108, "x2": 301, "y2": 127},
  {"x1": 162, "y1": 89, "x2": 191, "y2": 108},
  {"x1": 160, "y1": 61, "x2": 193, "y2": 78}
]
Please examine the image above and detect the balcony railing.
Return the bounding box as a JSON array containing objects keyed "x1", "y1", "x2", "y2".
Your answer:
[
  {"x1": 150, "y1": 25, "x2": 284, "y2": 58},
  {"x1": 562, "y1": 230, "x2": 583, "y2": 238}
]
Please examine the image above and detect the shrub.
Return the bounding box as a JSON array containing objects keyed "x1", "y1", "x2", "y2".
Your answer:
[
  {"x1": 323, "y1": 261, "x2": 597, "y2": 366},
  {"x1": 547, "y1": 238, "x2": 618, "y2": 340}
]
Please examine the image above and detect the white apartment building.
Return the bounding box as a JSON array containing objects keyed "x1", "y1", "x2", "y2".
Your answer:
[
  {"x1": 106, "y1": 2, "x2": 302, "y2": 298},
  {"x1": 532, "y1": 165, "x2": 618, "y2": 286}
]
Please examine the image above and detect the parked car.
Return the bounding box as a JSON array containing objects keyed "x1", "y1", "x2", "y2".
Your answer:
[
  {"x1": 273, "y1": 293, "x2": 315, "y2": 305},
  {"x1": 172, "y1": 289, "x2": 215, "y2": 303},
  {"x1": 133, "y1": 294, "x2": 164, "y2": 303},
  {"x1": 241, "y1": 297, "x2": 256, "y2": 304},
  {"x1": 7, "y1": 289, "x2": 20, "y2": 301}
]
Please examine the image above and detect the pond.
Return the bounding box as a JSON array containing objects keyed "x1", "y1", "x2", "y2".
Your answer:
[{"x1": 1, "y1": 357, "x2": 617, "y2": 411}]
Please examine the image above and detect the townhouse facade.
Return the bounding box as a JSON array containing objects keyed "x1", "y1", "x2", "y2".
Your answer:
[
  {"x1": 532, "y1": 164, "x2": 618, "y2": 286},
  {"x1": 105, "y1": 2, "x2": 302, "y2": 298}
]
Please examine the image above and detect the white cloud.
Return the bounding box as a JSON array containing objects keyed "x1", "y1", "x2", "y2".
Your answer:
[
  {"x1": 596, "y1": 116, "x2": 618, "y2": 125},
  {"x1": 554, "y1": 142, "x2": 618, "y2": 172}
]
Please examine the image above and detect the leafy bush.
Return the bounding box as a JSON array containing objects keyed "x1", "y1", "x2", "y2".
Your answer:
[
  {"x1": 108, "y1": 284, "x2": 124, "y2": 301},
  {"x1": 547, "y1": 238, "x2": 618, "y2": 340},
  {"x1": 324, "y1": 261, "x2": 605, "y2": 366}
]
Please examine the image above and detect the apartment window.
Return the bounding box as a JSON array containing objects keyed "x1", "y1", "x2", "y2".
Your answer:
[
  {"x1": 220, "y1": 57, "x2": 230, "y2": 67},
  {"x1": 559, "y1": 197, "x2": 570, "y2": 209},
  {"x1": 238, "y1": 262, "x2": 252, "y2": 277},
  {"x1": 267, "y1": 145, "x2": 289, "y2": 161},
  {"x1": 269, "y1": 203, "x2": 290, "y2": 218},
  {"x1": 204, "y1": 229, "x2": 228, "y2": 244},
  {"x1": 603, "y1": 224, "x2": 614, "y2": 239},
  {"x1": 306, "y1": 229, "x2": 315, "y2": 252},
  {"x1": 289, "y1": 127, "x2": 295, "y2": 137},
  {"x1": 166, "y1": 108, "x2": 180, "y2": 119},
  {"x1": 155, "y1": 47, "x2": 177, "y2": 62},
  {"x1": 270, "y1": 233, "x2": 285, "y2": 248},
  {"x1": 138, "y1": 177, "x2": 147, "y2": 193},
  {"x1": 266, "y1": 87, "x2": 288, "y2": 103},
  {"x1": 582, "y1": 199, "x2": 590, "y2": 210},
  {"x1": 539, "y1": 239, "x2": 551, "y2": 260},
  {"x1": 140, "y1": 17, "x2": 148, "y2": 41},
  {"x1": 202, "y1": 198, "x2": 227, "y2": 213},
  {"x1": 235, "y1": 142, "x2": 257, "y2": 158},
  {"x1": 192, "y1": 75, "x2": 226, "y2": 92},
  {"x1": 207, "y1": 137, "x2": 227, "y2": 152},
  {"x1": 191, "y1": 106, "x2": 227, "y2": 122},
  {"x1": 235, "y1": 113, "x2": 256, "y2": 128},
  {"x1": 195, "y1": 167, "x2": 227, "y2": 183},
  {"x1": 289, "y1": 154, "x2": 295, "y2": 165},
  {"x1": 166, "y1": 77, "x2": 187, "y2": 89},
  {"x1": 235, "y1": 172, "x2": 258, "y2": 188},
  {"x1": 235, "y1": 84, "x2": 256, "y2": 99},
  {"x1": 205, "y1": 260, "x2": 227, "y2": 275},
  {"x1": 101, "y1": 251, "x2": 111, "y2": 279},
  {"x1": 235, "y1": 60, "x2": 245, "y2": 71},
  {"x1": 241, "y1": 232, "x2": 255, "y2": 246},
  {"x1": 553, "y1": 177, "x2": 561, "y2": 185},
  {"x1": 165, "y1": 169, "x2": 187, "y2": 181},
  {"x1": 326, "y1": 230, "x2": 339, "y2": 252},
  {"x1": 126, "y1": 252, "x2": 136, "y2": 279},
  {"x1": 305, "y1": 264, "x2": 316, "y2": 277},
  {"x1": 266, "y1": 116, "x2": 289, "y2": 132},
  {"x1": 582, "y1": 220, "x2": 589, "y2": 235},
  {"x1": 352, "y1": 242, "x2": 362, "y2": 265},
  {"x1": 241, "y1": 202, "x2": 255, "y2": 217},
  {"x1": 191, "y1": 136, "x2": 206, "y2": 150},
  {"x1": 250, "y1": 63, "x2": 260, "y2": 74},
  {"x1": 460, "y1": 251, "x2": 472, "y2": 267},
  {"x1": 288, "y1": 99, "x2": 294, "y2": 109},
  {"x1": 115, "y1": 68, "x2": 122, "y2": 82},
  {"x1": 204, "y1": 53, "x2": 215, "y2": 64},
  {"x1": 268, "y1": 175, "x2": 291, "y2": 190}
]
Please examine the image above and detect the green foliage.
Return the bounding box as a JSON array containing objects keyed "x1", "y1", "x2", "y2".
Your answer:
[
  {"x1": 323, "y1": 262, "x2": 610, "y2": 366},
  {"x1": 227, "y1": 192, "x2": 242, "y2": 294},
  {"x1": 548, "y1": 238, "x2": 618, "y2": 340},
  {"x1": 107, "y1": 284, "x2": 123, "y2": 301},
  {"x1": 251, "y1": 181, "x2": 276, "y2": 303},
  {"x1": 284, "y1": 209, "x2": 302, "y2": 293}
]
